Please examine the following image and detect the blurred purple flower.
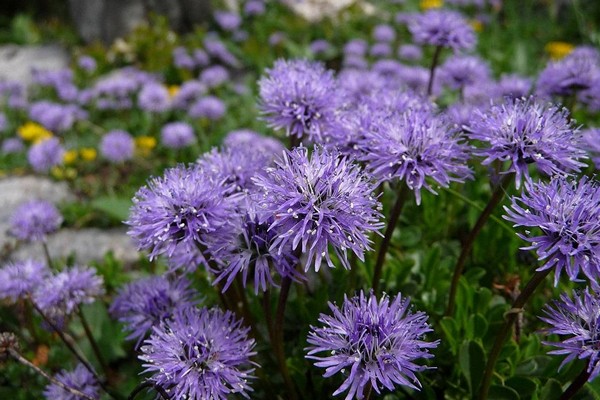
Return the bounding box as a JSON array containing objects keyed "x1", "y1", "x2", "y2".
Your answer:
[
  {"x1": 537, "y1": 52, "x2": 600, "y2": 98},
  {"x1": 244, "y1": 0, "x2": 266, "y2": 16},
  {"x1": 173, "y1": 47, "x2": 196, "y2": 70},
  {"x1": 397, "y1": 44, "x2": 423, "y2": 62},
  {"x1": 310, "y1": 39, "x2": 332, "y2": 55},
  {"x1": 438, "y1": 55, "x2": 491, "y2": 90},
  {"x1": 343, "y1": 39, "x2": 368, "y2": 57},
  {"x1": 161, "y1": 122, "x2": 196, "y2": 149},
  {"x1": 223, "y1": 129, "x2": 285, "y2": 155},
  {"x1": 10, "y1": 199, "x2": 62, "y2": 242},
  {"x1": 2, "y1": 138, "x2": 24, "y2": 154},
  {"x1": 188, "y1": 96, "x2": 226, "y2": 120},
  {"x1": 369, "y1": 43, "x2": 392, "y2": 58},
  {"x1": 27, "y1": 138, "x2": 65, "y2": 173},
  {"x1": 138, "y1": 83, "x2": 171, "y2": 113},
  {"x1": 373, "y1": 24, "x2": 396, "y2": 42},
  {"x1": 172, "y1": 80, "x2": 206, "y2": 110},
  {"x1": 100, "y1": 130, "x2": 134, "y2": 162},
  {"x1": 29, "y1": 101, "x2": 86, "y2": 132},
  {"x1": 496, "y1": 74, "x2": 532, "y2": 99},
  {"x1": 44, "y1": 364, "x2": 100, "y2": 400},
  {"x1": 200, "y1": 65, "x2": 230, "y2": 88},
  {"x1": 409, "y1": 9, "x2": 476, "y2": 51},
  {"x1": 214, "y1": 11, "x2": 242, "y2": 32},
  {"x1": 584, "y1": 128, "x2": 600, "y2": 169},
  {"x1": 77, "y1": 56, "x2": 97, "y2": 73},
  {"x1": 0, "y1": 259, "x2": 49, "y2": 303}
]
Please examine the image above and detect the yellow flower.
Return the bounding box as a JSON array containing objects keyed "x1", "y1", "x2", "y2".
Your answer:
[
  {"x1": 51, "y1": 167, "x2": 65, "y2": 180},
  {"x1": 545, "y1": 41, "x2": 574, "y2": 60},
  {"x1": 18, "y1": 122, "x2": 53, "y2": 143},
  {"x1": 420, "y1": 0, "x2": 443, "y2": 10},
  {"x1": 63, "y1": 150, "x2": 78, "y2": 165},
  {"x1": 135, "y1": 136, "x2": 157, "y2": 157},
  {"x1": 168, "y1": 85, "x2": 180, "y2": 97},
  {"x1": 470, "y1": 19, "x2": 483, "y2": 33},
  {"x1": 80, "y1": 147, "x2": 97, "y2": 161}
]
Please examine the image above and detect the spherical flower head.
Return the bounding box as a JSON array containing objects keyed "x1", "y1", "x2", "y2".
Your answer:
[
  {"x1": 200, "y1": 65, "x2": 230, "y2": 88},
  {"x1": 369, "y1": 43, "x2": 392, "y2": 58},
  {"x1": 2, "y1": 138, "x2": 24, "y2": 154},
  {"x1": 584, "y1": 128, "x2": 600, "y2": 169},
  {"x1": 109, "y1": 275, "x2": 198, "y2": 346},
  {"x1": 188, "y1": 95, "x2": 227, "y2": 120},
  {"x1": 0, "y1": 259, "x2": 49, "y2": 303},
  {"x1": 28, "y1": 137, "x2": 65, "y2": 173},
  {"x1": 397, "y1": 44, "x2": 423, "y2": 62},
  {"x1": 253, "y1": 146, "x2": 384, "y2": 271},
  {"x1": 213, "y1": 207, "x2": 301, "y2": 294},
  {"x1": 537, "y1": 52, "x2": 600, "y2": 98},
  {"x1": 306, "y1": 291, "x2": 439, "y2": 400},
  {"x1": 344, "y1": 39, "x2": 368, "y2": 57},
  {"x1": 438, "y1": 55, "x2": 491, "y2": 90},
  {"x1": 222, "y1": 129, "x2": 285, "y2": 155},
  {"x1": 258, "y1": 59, "x2": 337, "y2": 141},
  {"x1": 244, "y1": 0, "x2": 265, "y2": 16},
  {"x1": 77, "y1": 56, "x2": 97, "y2": 73},
  {"x1": 504, "y1": 177, "x2": 600, "y2": 284},
  {"x1": 173, "y1": 47, "x2": 196, "y2": 70},
  {"x1": 360, "y1": 110, "x2": 472, "y2": 205},
  {"x1": 10, "y1": 199, "x2": 63, "y2": 242},
  {"x1": 496, "y1": 74, "x2": 532, "y2": 99},
  {"x1": 214, "y1": 11, "x2": 242, "y2": 31},
  {"x1": 44, "y1": 364, "x2": 100, "y2": 400},
  {"x1": 469, "y1": 97, "x2": 586, "y2": 188},
  {"x1": 409, "y1": 9, "x2": 476, "y2": 51},
  {"x1": 172, "y1": 80, "x2": 206, "y2": 110},
  {"x1": 160, "y1": 122, "x2": 196, "y2": 149},
  {"x1": 126, "y1": 164, "x2": 233, "y2": 261},
  {"x1": 138, "y1": 83, "x2": 171, "y2": 113},
  {"x1": 139, "y1": 306, "x2": 256, "y2": 400},
  {"x1": 34, "y1": 266, "x2": 105, "y2": 321},
  {"x1": 373, "y1": 24, "x2": 396, "y2": 43},
  {"x1": 540, "y1": 289, "x2": 600, "y2": 380},
  {"x1": 29, "y1": 101, "x2": 85, "y2": 133},
  {"x1": 310, "y1": 39, "x2": 332, "y2": 55},
  {"x1": 100, "y1": 130, "x2": 134, "y2": 162}
]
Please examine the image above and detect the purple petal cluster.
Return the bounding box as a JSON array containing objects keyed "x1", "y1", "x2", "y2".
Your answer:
[
  {"x1": 137, "y1": 83, "x2": 171, "y2": 113},
  {"x1": 139, "y1": 306, "x2": 256, "y2": 400},
  {"x1": 253, "y1": 146, "x2": 384, "y2": 271},
  {"x1": 438, "y1": 55, "x2": 491, "y2": 90},
  {"x1": 171, "y1": 80, "x2": 206, "y2": 110},
  {"x1": 44, "y1": 364, "x2": 100, "y2": 400},
  {"x1": 408, "y1": 9, "x2": 476, "y2": 51},
  {"x1": 307, "y1": 291, "x2": 439, "y2": 400},
  {"x1": 29, "y1": 101, "x2": 86, "y2": 132},
  {"x1": 222, "y1": 129, "x2": 285, "y2": 155},
  {"x1": 258, "y1": 59, "x2": 337, "y2": 141},
  {"x1": 28, "y1": 137, "x2": 65, "y2": 173},
  {"x1": 214, "y1": 11, "x2": 242, "y2": 32},
  {"x1": 537, "y1": 51, "x2": 600, "y2": 98},
  {"x1": 0, "y1": 259, "x2": 49, "y2": 303},
  {"x1": 469, "y1": 97, "x2": 586, "y2": 187},
  {"x1": 504, "y1": 177, "x2": 600, "y2": 284},
  {"x1": 126, "y1": 164, "x2": 233, "y2": 261},
  {"x1": 540, "y1": 289, "x2": 600, "y2": 380},
  {"x1": 584, "y1": 128, "x2": 600, "y2": 169},
  {"x1": 2, "y1": 138, "x2": 24, "y2": 154},
  {"x1": 189, "y1": 95, "x2": 226, "y2": 120},
  {"x1": 360, "y1": 110, "x2": 472, "y2": 204},
  {"x1": 10, "y1": 199, "x2": 63, "y2": 242},
  {"x1": 200, "y1": 65, "x2": 230, "y2": 88},
  {"x1": 160, "y1": 122, "x2": 196, "y2": 149},
  {"x1": 100, "y1": 130, "x2": 134, "y2": 162},
  {"x1": 109, "y1": 275, "x2": 198, "y2": 346}
]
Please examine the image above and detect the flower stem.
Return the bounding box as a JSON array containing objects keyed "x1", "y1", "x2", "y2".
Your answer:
[
  {"x1": 559, "y1": 362, "x2": 592, "y2": 400},
  {"x1": 78, "y1": 306, "x2": 109, "y2": 377},
  {"x1": 478, "y1": 269, "x2": 550, "y2": 400},
  {"x1": 427, "y1": 45, "x2": 443, "y2": 97},
  {"x1": 41, "y1": 241, "x2": 54, "y2": 270},
  {"x1": 9, "y1": 348, "x2": 97, "y2": 400},
  {"x1": 372, "y1": 184, "x2": 409, "y2": 294},
  {"x1": 127, "y1": 381, "x2": 170, "y2": 400},
  {"x1": 445, "y1": 173, "x2": 513, "y2": 316},
  {"x1": 273, "y1": 276, "x2": 297, "y2": 400}
]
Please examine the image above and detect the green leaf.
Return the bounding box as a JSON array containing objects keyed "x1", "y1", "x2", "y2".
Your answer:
[
  {"x1": 466, "y1": 314, "x2": 488, "y2": 339},
  {"x1": 91, "y1": 196, "x2": 132, "y2": 222},
  {"x1": 540, "y1": 378, "x2": 563, "y2": 400},
  {"x1": 459, "y1": 340, "x2": 486, "y2": 395},
  {"x1": 489, "y1": 385, "x2": 520, "y2": 400},
  {"x1": 505, "y1": 376, "x2": 538, "y2": 397},
  {"x1": 440, "y1": 317, "x2": 459, "y2": 354}
]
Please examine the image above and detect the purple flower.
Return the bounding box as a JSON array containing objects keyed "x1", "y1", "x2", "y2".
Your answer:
[
  {"x1": 33, "y1": 266, "x2": 105, "y2": 321},
  {"x1": 161, "y1": 122, "x2": 196, "y2": 149},
  {"x1": 369, "y1": 43, "x2": 393, "y2": 58},
  {"x1": 100, "y1": 130, "x2": 134, "y2": 162},
  {"x1": 138, "y1": 83, "x2": 171, "y2": 113},
  {"x1": 343, "y1": 55, "x2": 369, "y2": 70},
  {"x1": 408, "y1": 9, "x2": 476, "y2": 51},
  {"x1": 203, "y1": 37, "x2": 240, "y2": 67},
  {"x1": 214, "y1": 11, "x2": 242, "y2": 31},
  {"x1": 244, "y1": 0, "x2": 265, "y2": 16},
  {"x1": 258, "y1": 59, "x2": 337, "y2": 141},
  {"x1": 172, "y1": 80, "x2": 206, "y2": 110},
  {"x1": 193, "y1": 49, "x2": 210, "y2": 67},
  {"x1": 495, "y1": 74, "x2": 532, "y2": 99},
  {"x1": 139, "y1": 306, "x2": 256, "y2": 400},
  {"x1": 223, "y1": 129, "x2": 285, "y2": 155},
  {"x1": 269, "y1": 32, "x2": 286, "y2": 46},
  {"x1": 468, "y1": 97, "x2": 587, "y2": 188},
  {"x1": 77, "y1": 56, "x2": 97, "y2": 73},
  {"x1": 253, "y1": 146, "x2": 384, "y2": 271},
  {"x1": 438, "y1": 55, "x2": 491, "y2": 90},
  {"x1": 200, "y1": 65, "x2": 230, "y2": 88},
  {"x1": 10, "y1": 199, "x2": 63, "y2": 242},
  {"x1": 537, "y1": 52, "x2": 600, "y2": 98},
  {"x1": 310, "y1": 39, "x2": 332, "y2": 55},
  {"x1": 504, "y1": 177, "x2": 600, "y2": 284},
  {"x1": 360, "y1": 110, "x2": 472, "y2": 204},
  {"x1": 110, "y1": 275, "x2": 198, "y2": 346},
  {"x1": 306, "y1": 291, "x2": 439, "y2": 400},
  {"x1": 344, "y1": 39, "x2": 368, "y2": 57},
  {"x1": 91, "y1": 69, "x2": 143, "y2": 110},
  {"x1": 2, "y1": 138, "x2": 24, "y2": 154},
  {"x1": 0, "y1": 259, "x2": 49, "y2": 303},
  {"x1": 126, "y1": 164, "x2": 233, "y2": 262},
  {"x1": 173, "y1": 47, "x2": 196, "y2": 70},
  {"x1": 44, "y1": 364, "x2": 100, "y2": 400},
  {"x1": 540, "y1": 289, "x2": 600, "y2": 380},
  {"x1": 29, "y1": 101, "x2": 86, "y2": 132},
  {"x1": 373, "y1": 24, "x2": 396, "y2": 42},
  {"x1": 188, "y1": 96, "x2": 226, "y2": 120},
  {"x1": 584, "y1": 128, "x2": 600, "y2": 169},
  {"x1": 397, "y1": 44, "x2": 423, "y2": 62}
]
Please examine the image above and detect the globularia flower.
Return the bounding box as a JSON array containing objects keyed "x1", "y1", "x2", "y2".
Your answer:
[
  {"x1": 540, "y1": 289, "x2": 600, "y2": 380},
  {"x1": 222, "y1": 129, "x2": 285, "y2": 155},
  {"x1": 10, "y1": 199, "x2": 63, "y2": 242},
  {"x1": 0, "y1": 259, "x2": 49, "y2": 303},
  {"x1": 408, "y1": 9, "x2": 476, "y2": 51},
  {"x1": 537, "y1": 52, "x2": 600, "y2": 98},
  {"x1": 372, "y1": 24, "x2": 396, "y2": 43},
  {"x1": 258, "y1": 59, "x2": 337, "y2": 141},
  {"x1": 360, "y1": 110, "x2": 472, "y2": 204},
  {"x1": 33, "y1": 266, "x2": 105, "y2": 322},
  {"x1": 307, "y1": 291, "x2": 439, "y2": 400},
  {"x1": 438, "y1": 55, "x2": 491, "y2": 90},
  {"x1": 469, "y1": 97, "x2": 586, "y2": 187},
  {"x1": 504, "y1": 177, "x2": 600, "y2": 284},
  {"x1": 100, "y1": 130, "x2": 134, "y2": 162},
  {"x1": 200, "y1": 65, "x2": 230, "y2": 88},
  {"x1": 160, "y1": 122, "x2": 196, "y2": 149},
  {"x1": 137, "y1": 83, "x2": 171, "y2": 113},
  {"x1": 496, "y1": 74, "x2": 532, "y2": 99},
  {"x1": 126, "y1": 165, "x2": 233, "y2": 261},
  {"x1": 28, "y1": 137, "x2": 65, "y2": 173},
  {"x1": 44, "y1": 364, "x2": 100, "y2": 400},
  {"x1": 584, "y1": 128, "x2": 600, "y2": 169},
  {"x1": 188, "y1": 96, "x2": 226, "y2": 120},
  {"x1": 109, "y1": 275, "x2": 198, "y2": 346},
  {"x1": 253, "y1": 146, "x2": 384, "y2": 271},
  {"x1": 139, "y1": 306, "x2": 256, "y2": 400},
  {"x1": 2, "y1": 138, "x2": 24, "y2": 154}
]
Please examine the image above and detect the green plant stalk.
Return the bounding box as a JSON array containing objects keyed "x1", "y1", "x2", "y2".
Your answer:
[
  {"x1": 273, "y1": 276, "x2": 298, "y2": 400},
  {"x1": 559, "y1": 362, "x2": 592, "y2": 400},
  {"x1": 445, "y1": 173, "x2": 513, "y2": 316},
  {"x1": 478, "y1": 268, "x2": 551, "y2": 400},
  {"x1": 78, "y1": 306, "x2": 109, "y2": 377},
  {"x1": 427, "y1": 45, "x2": 443, "y2": 97},
  {"x1": 127, "y1": 380, "x2": 170, "y2": 400}
]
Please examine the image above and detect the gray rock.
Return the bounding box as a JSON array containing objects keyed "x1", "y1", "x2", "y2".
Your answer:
[{"x1": 0, "y1": 45, "x2": 69, "y2": 85}]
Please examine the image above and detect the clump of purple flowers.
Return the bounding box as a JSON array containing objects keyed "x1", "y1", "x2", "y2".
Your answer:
[
  {"x1": 360, "y1": 110, "x2": 472, "y2": 204},
  {"x1": 258, "y1": 59, "x2": 337, "y2": 141},
  {"x1": 504, "y1": 177, "x2": 600, "y2": 284},
  {"x1": 469, "y1": 97, "x2": 586, "y2": 187},
  {"x1": 10, "y1": 199, "x2": 63, "y2": 242},
  {"x1": 0, "y1": 259, "x2": 49, "y2": 303},
  {"x1": 408, "y1": 9, "x2": 476, "y2": 51},
  {"x1": 540, "y1": 289, "x2": 600, "y2": 380},
  {"x1": 28, "y1": 137, "x2": 65, "y2": 173},
  {"x1": 160, "y1": 122, "x2": 196, "y2": 149},
  {"x1": 100, "y1": 130, "x2": 134, "y2": 162},
  {"x1": 43, "y1": 364, "x2": 100, "y2": 400},
  {"x1": 139, "y1": 306, "x2": 256, "y2": 400},
  {"x1": 110, "y1": 275, "x2": 198, "y2": 346},
  {"x1": 137, "y1": 83, "x2": 171, "y2": 113},
  {"x1": 253, "y1": 146, "x2": 384, "y2": 271},
  {"x1": 307, "y1": 291, "x2": 439, "y2": 400}
]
